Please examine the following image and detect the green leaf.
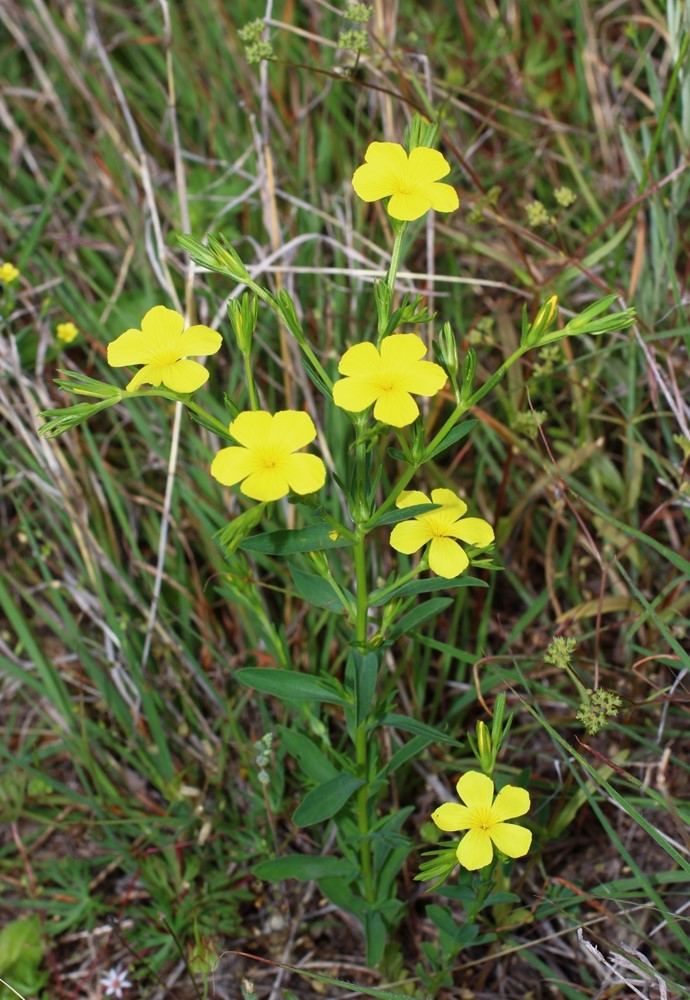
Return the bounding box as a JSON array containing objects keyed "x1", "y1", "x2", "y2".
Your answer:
[
  {"x1": 240, "y1": 524, "x2": 352, "y2": 555},
  {"x1": 0, "y1": 917, "x2": 43, "y2": 974},
  {"x1": 292, "y1": 773, "x2": 365, "y2": 827},
  {"x1": 380, "y1": 734, "x2": 433, "y2": 778},
  {"x1": 380, "y1": 713, "x2": 464, "y2": 748},
  {"x1": 236, "y1": 668, "x2": 349, "y2": 705},
  {"x1": 369, "y1": 503, "x2": 441, "y2": 528},
  {"x1": 386, "y1": 447, "x2": 410, "y2": 464},
  {"x1": 317, "y1": 877, "x2": 365, "y2": 917},
  {"x1": 389, "y1": 597, "x2": 453, "y2": 640},
  {"x1": 425, "y1": 419, "x2": 477, "y2": 460},
  {"x1": 345, "y1": 649, "x2": 379, "y2": 726},
  {"x1": 277, "y1": 728, "x2": 337, "y2": 784},
  {"x1": 289, "y1": 566, "x2": 349, "y2": 611},
  {"x1": 482, "y1": 891, "x2": 521, "y2": 909},
  {"x1": 253, "y1": 855, "x2": 358, "y2": 882},
  {"x1": 364, "y1": 910, "x2": 386, "y2": 967},
  {"x1": 370, "y1": 575, "x2": 486, "y2": 605}
]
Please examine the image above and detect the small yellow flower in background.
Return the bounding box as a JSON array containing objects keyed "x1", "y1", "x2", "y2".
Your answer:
[
  {"x1": 56, "y1": 321, "x2": 78, "y2": 344},
  {"x1": 352, "y1": 142, "x2": 459, "y2": 221},
  {"x1": 211, "y1": 410, "x2": 326, "y2": 502},
  {"x1": 0, "y1": 262, "x2": 20, "y2": 284},
  {"x1": 432, "y1": 770, "x2": 531, "y2": 871},
  {"x1": 332, "y1": 334, "x2": 447, "y2": 428},
  {"x1": 390, "y1": 488, "x2": 494, "y2": 578},
  {"x1": 107, "y1": 305, "x2": 222, "y2": 393}
]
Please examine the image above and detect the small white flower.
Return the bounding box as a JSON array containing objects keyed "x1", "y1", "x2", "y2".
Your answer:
[{"x1": 100, "y1": 966, "x2": 132, "y2": 998}]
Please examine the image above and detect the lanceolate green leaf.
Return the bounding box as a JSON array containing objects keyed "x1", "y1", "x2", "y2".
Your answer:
[
  {"x1": 368, "y1": 503, "x2": 441, "y2": 528},
  {"x1": 292, "y1": 773, "x2": 365, "y2": 827},
  {"x1": 289, "y1": 567, "x2": 351, "y2": 611},
  {"x1": 277, "y1": 728, "x2": 337, "y2": 785},
  {"x1": 370, "y1": 575, "x2": 486, "y2": 605},
  {"x1": 240, "y1": 524, "x2": 352, "y2": 555},
  {"x1": 388, "y1": 597, "x2": 453, "y2": 640},
  {"x1": 381, "y1": 713, "x2": 464, "y2": 748},
  {"x1": 425, "y1": 418, "x2": 477, "y2": 460},
  {"x1": 236, "y1": 668, "x2": 349, "y2": 705}
]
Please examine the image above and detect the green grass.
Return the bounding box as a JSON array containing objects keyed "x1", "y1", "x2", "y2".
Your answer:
[{"x1": 1, "y1": 0, "x2": 690, "y2": 997}]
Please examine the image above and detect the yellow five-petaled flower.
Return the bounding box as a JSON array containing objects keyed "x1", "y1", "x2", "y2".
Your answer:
[
  {"x1": 432, "y1": 770, "x2": 532, "y2": 871},
  {"x1": 107, "y1": 305, "x2": 222, "y2": 393},
  {"x1": 390, "y1": 488, "x2": 494, "y2": 578},
  {"x1": 352, "y1": 142, "x2": 459, "y2": 222},
  {"x1": 0, "y1": 262, "x2": 20, "y2": 285},
  {"x1": 332, "y1": 334, "x2": 447, "y2": 428},
  {"x1": 56, "y1": 322, "x2": 78, "y2": 344},
  {"x1": 211, "y1": 410, "x2": 327, "y2": 503}
]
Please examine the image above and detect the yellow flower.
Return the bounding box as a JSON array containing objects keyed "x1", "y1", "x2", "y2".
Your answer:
[
  {"x1": 332, "y1": 334, "x2": 447, "y2": 427},
  {"x1": 352, "y1": 142, "x2": 459, "y2": 221},
  {"x1": 432, "y1": 770, "x2": 531, "y2": 871},
  {"x1": 107, "y1": 305, "x2": 222, "y2": 393},
  {"x1": 56, "y1": 322, "x2": 78, "y2": 344},
  {"x1": 211, "y1": 410, "x2": 327, "y2": 502},
  {"x1": 389, "y1": 488, "x2": 494, "y2": 578},
  {"x1": 0, "y1": 262, "x2": 20, "y2": 284}
]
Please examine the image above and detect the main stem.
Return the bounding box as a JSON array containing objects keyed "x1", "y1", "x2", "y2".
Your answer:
[
  {"x1": 351, "y1": 220, "x2": 406, "y2": 905},
  {"x1": 353, "y1": 433, "x2": 374, "y2": 902}
]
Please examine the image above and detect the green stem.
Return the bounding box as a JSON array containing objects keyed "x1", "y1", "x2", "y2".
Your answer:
[
  {"x1": 386, "y1": 225, "x2": 406, "y2": 297},
  {"x1": 243, "y1": 352, "x2": 260, "y2": 410},
  {"x1": 134, "y1": 389, "x2": 231, "y2": 435},
  {"x1": 354, "y1": 532, "x2": 374, "y2": 902},
  {"x1": 352, "y1": 425, "x2": 374, "y2": 902}
]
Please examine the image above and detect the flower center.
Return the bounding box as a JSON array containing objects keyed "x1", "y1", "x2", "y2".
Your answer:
[
  {"x1": 422, "y1": 513, "x2": 452, "y2": 538},
  {"x1": 152, "y1": 349, "x2": 182, "y2": 366},
  {"x1": 471, "y1": 807, "x2": 495, "y2": 832},
  {"x1": 257, "y1": 445, "x2": 287, "y2": 473}
]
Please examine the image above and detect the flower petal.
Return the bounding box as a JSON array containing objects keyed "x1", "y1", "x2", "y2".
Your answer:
[
  {"x1": 430, "y1": 489, "x2": 467, "y2": 514},
  {"x1": 390, "y1": 519, "x2": 431, "y2": 555},
  {"x1": 352, "y1": 142, "x2": 408, "y2": 202},
  {"x1": 140, "y1": 305, "x2": 184, "y2": 341},
  {"x1": 161, "y1": 359, "x2": 209, "y2": 393},
  {"x1": 456, "y1": 828, "x2": 494, "y2": 870},
  {"x1": 108, "y1": 328, "x2": 152, "y2": 367},
  {"x1": 396, "y1": 360, "x2": 447, "y2": 396},
  {"x1": 428, "y1": 536, "x2": 468, "y2": 578},
  {"x1": 364, "y1": 141, "x2": 408, "y2": 170},
  {"x1": 396, "y1": 490, "x2": 431, "y2": 510},
  {"x1": 240, "y1": 468, "x2": 290, "y2": 502},
  {"x1": 126, "y1": 364, "x2": 162, "y2": 391},
  {"x1": 430, "y1": 803, "x2": 472, "y2": 832},
  {"x1": 269, "y1": 410, "x2": 317, "y2": 452},
  {"x1": 489, "y1": 821, "x2": 532, "y2": 859},
  {"x1": 337, "y1": 341, "x2": 382, "y2": 377},
  {"x1": 447, "y1": 517, "x2": 495, "y2": 547},
  {"x1": 332, "y1": 376, "x2": 380, "y2": 414},
  {"x1": 380, "y1": 334, "x2": 426, "y2": 366},
  {"x1": 407, "y1": 146, "x2": 452, "y2": 185},
  {"x1": 229, "y1": 411, "x2": 274, "y2": 448},
  {"x1": 283, "y1": 453, "x2": 327, "y2": 495},
  {"x1": 387, "y1": 191, "x2": 433, "y2": 221},
  {"x1": 210, "y1": 446, "x2": 258, "y2": 487},
  {"x1": 491, "y1": 784, "x2": 531, "y2": 823},
  {"x1": 179, "y1": 324, "x2": 223, "y2": 357},
  {"x1": 426, "y1": 181, "x2": 460, "y2": 214},
  {"x1": 352, "y1": 163, "x2": 397, "y2": 203},
  {"x1": 456, "y1": 771, "x2": 494, "y2": 811},
  {"x1": 373, "y1": 389, "x2": 419, "y2": 427}
]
